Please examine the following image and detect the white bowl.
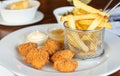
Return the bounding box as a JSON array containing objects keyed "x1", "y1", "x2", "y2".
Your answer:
[
  {"x1": 53, "y1": 6, "x2": 73, "y2": 25},
  {"x1": 0, "y1": 0, "x2": 40, "y2": 23}
]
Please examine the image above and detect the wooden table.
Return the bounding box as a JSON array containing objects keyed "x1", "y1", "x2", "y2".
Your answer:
[{"x1": 0, "y1": 0, "x2": 120, "y2": 76}]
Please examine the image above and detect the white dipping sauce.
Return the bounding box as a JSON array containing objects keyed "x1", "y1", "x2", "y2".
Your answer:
[{"x1": 26, "y1": 30, "x2": 48, "y2": 45}]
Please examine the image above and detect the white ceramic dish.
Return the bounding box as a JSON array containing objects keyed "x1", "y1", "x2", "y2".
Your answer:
[
  {"x1": 0, "y1": 0, "x2": 40, "y2": 23},
  {"x1": 0, "y1": 11, "x2": 44, "y2": 26},
  {"x1": 0, "y1": 23, "x2": 120, "y2": 76},
  {"x1": 0, "y1": 65, "x2": 14, "y2": 76},
  {"x1": 53, "y1": 6, "x2": 73, "y2": 25}
]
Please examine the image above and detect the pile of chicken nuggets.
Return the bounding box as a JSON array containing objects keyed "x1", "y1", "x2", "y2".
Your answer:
[{"x1": 17, "y1": 39, "x2": 78, "y2": 72}]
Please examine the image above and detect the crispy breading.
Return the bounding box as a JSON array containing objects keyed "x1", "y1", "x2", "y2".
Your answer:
[
  {"x1": 54, "y1": 59, "x2": 78, "y2": 72},
  {"x1": 44, "y1": 39, "x2": 61, "y2": 56},
  {"x1": 18, "y1": 42, "x2": 37, "y2": 56},
  {"x1": 24, "y1": 48, "x2": 38, "y2": 64},
  {"x1": 25, "y1": 48, "x2": 49, "y2": 69},
  {"x1": 50, "y1": 50, "x2": 74, "y2": 63},
  {"x1": 31, "y1": 50, "x2": 49, "y2": 69}
]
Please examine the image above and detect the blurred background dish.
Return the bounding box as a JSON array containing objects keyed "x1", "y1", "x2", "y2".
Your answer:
[
  {"x1": 53, "y1": 6, "x2": 73, "y2": 25},
  {"x1": 0, "y1": 0, "x2": 40, "y2": 24},
  {"x1": 0, "y1": 11, "x2": 44, "y2": 26}
]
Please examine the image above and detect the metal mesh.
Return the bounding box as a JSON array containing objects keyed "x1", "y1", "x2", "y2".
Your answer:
[{"x1": 64, "y1": 28, "x2": 105, "y2": 59}]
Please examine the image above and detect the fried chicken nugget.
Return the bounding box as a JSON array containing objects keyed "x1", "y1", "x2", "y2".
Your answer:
[
  {"x1": 31, "y1": 50, "x2": 49, "y2": 69},
  {"x1": 54, "y1": 59, "x2": 78, "y2": 72},
  {"x1": 44, "y1": 39, "x2": 61, "y2": 56},
  {"x1": 18, "y1": 42, "x2": 37, "y2": 56},
  {"x1": 25, "y1": 48, "x2": 49, "y2": 69},
  {"x1": 50, "y1": 50, "x2": 74, "y2": 63},
  {"x1": 24, "y1": 48, "x2": 38, "y2": 64}
]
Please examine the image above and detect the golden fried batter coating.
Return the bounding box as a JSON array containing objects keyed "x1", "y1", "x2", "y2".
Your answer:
[
  {"x1": 44, "y1": 39, "x2": 61, "y2": 56},
  {"x1": 18, "y1": 42, "x2": 37, "y2": 56},
  {"x1": 54, "y1": 59, "x2": 78, "y2": 72},
  {"x1": 25, "y1": 48, "x2": 49, "y2": 69},
  {"x1": 25, "y1": 48, "x2": 38, "y2": 64},
  {"x1": 50, "y1": 50, "x2": 74, "y2": 63},
  {"x1": 31, "y1": 50, "x2": 49, "y2": 69}
]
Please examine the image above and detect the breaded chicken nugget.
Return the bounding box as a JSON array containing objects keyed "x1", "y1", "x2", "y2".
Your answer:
[
  {"x1": 44, "y1": 39, "x2": 61, "y2": 56},
  {"x1": 54, "y1": 59, "x2": 78, "y2": 72},
  {"x1": 18, "y1": 42, "x2": 37, "y2": 56},
  {"x1": 25, "y1": 48, "x2": 49, "y2": 69},
  {"x1": 25, "y1": 48, "x2": 38, "y2": 64},
  {"x1": 50, "y1": 50, "x2": 74, "y2": 63},
  {"x1": 31, "y1": 50, "x2": 49, "y2": 69}
]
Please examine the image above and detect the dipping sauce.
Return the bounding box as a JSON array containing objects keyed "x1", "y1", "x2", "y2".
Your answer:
[
  {"x1": 26, "y1": 30, "x2": 48, "y2": 45},
  {"x1": 49, "y1": 28, "x2": 64, "y2": 47}
]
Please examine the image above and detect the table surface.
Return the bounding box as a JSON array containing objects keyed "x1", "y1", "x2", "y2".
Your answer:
[{"x1": 0, "y1": 0, "x2": 120, "y2": 76}]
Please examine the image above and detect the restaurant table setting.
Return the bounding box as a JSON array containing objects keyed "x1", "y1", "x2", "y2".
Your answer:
[{"x1": 0, "y1": 0, "x2": 120, "y2": 76}]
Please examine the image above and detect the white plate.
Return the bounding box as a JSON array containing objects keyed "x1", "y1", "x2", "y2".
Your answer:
[
  {"x1": 0, "y1": 23, "x2": 120, "y2": 76},
  {"x1": 0, "y1": 11, "x2": 44, "y2": 26},
  {"x1": 0, "y1": 65, "x2": 14, "y2": 76}
]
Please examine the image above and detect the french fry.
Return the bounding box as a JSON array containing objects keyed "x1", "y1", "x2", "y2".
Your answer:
[
  {"x1": 80, "y1": 33, "x2": 92, "y2": 41},
  {"x1": 60, "y1": 0, "x2": 111, "y2": 30},
  {"x1": 75, "y1": 22, "x2": 83, "y2": 30},
  {"x1": 99, "y1": 22, "x2": 112, "y2": 29},
  {"x1": 83, "y1": 40, "x2": 97, "y2": 51},
  {"x1": 73, "y1": 8, "x2": 88, "y2": 15},
  {"x1": 99, "y1": 16, "x2": 112, "y2": 29},
  {"x1": 61, "y1": 15, "x2": 76, "y2": 29},
  {"x1": 67, "y1": 20, "x2": 76, "y2": 29},
  {"x1": 81, "y1": 33, "x2": 98, "y2": 51},
  {"x1": 73, "y1": 13, "x2": 99, "y2": 20},
  {"x1": 60, "y1": 13, "x2": 99, "y2": 22},
  {"x1": 67, "y1": 35, "x2": 82, "y2": 50},
  {"x1": 76, "y1": 19, "x2": 112, "y2": 30},
  {"x1": 68, "y1": 44, "x2": 76, "y2": 53},
  {"x1": 77, "y1": 19, "x2": 93, "y2": 25},
  {"x1": 76, "y1": 24, "x2": 89, "y2": 30},
  {"x1": 75, "y1": 20, "x2": 89, "y2": 30},
  {"x1": 73, "y1": 0, "x2": 109, "y2": 17},
  {"x1": 87, "y1": 15, "x2": 104, "y2": 30},
  {"x1": 68, "y1": 31, "x2": 89, "y2": 52}
]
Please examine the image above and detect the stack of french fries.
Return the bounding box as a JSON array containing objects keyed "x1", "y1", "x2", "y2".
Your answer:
[{"x1": 61, "y1": 0, "x2": 112, "y2": 59}]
